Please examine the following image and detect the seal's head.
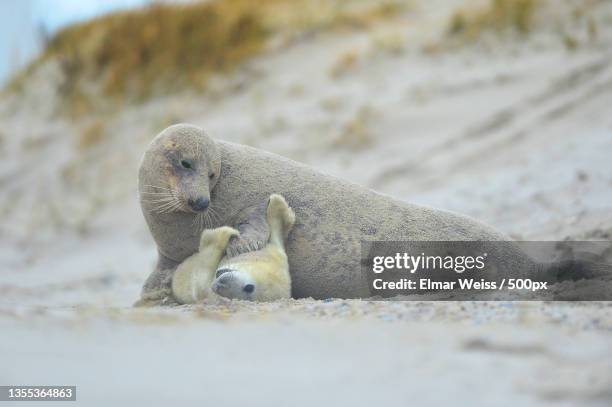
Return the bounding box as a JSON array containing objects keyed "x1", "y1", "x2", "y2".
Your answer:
[
  {"x1": 211, "y1": 268, "x2": 256, "y2": 301},
  {"x1": 139, "y1": 124, "x2": 221, "y2": 214}
]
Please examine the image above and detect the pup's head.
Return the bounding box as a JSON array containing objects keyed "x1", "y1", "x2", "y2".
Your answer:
[
  {"x1": 139, "y1": 124, "x2": 221, "y2": 214},
  {"x1": 211, "y1": 269, "x2": 256, "y2": 301}
]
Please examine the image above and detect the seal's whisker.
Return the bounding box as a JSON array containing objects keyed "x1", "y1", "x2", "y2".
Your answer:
[
  {"x1": 140, "y1": 184, "x2": 183, "y2": 214},
  {"x1": 142, "y1": 197, "x2": 175, "y2": 203},
  {"x1": 198, "y1": 213, "x2": 204, "y2": 231},
  {"x1": 153, "y1": 204, "x2": 175, "y2": 214},
  {"x1": 161, "y1": 206, "x2": 180, "y2": 215},
  {"x1": 204, "y1": 212, "x2": 212, "y2": 229},
  {"x1": 167, "y1": 200, "x2": 183, "y2": 214},
  {"x1": 155, "y1": 199, "x2": 181, "y2": 214},
  {"x1": 148, "y1": 201, "x2": 175, "y2": 212},
  {"x1": 208, "y1": 206, "x2": 216, "y2": 218},
  {"x1": 148, "y1": 201, "x2": 176, "y2": 208},
  {"x1": 143, "y1": 199, "x2": 175, "y2": 204},
  {"x1": 144, "y1": 196, "x2": 176, "y2": 204},
  {"x1": 191, "y1": 213, "x2": 201, "y2": 229},
  {"x1": 141, "y1": 196, "x2": 175, "y2": 201},
  {"x1": 143, "y1": 184, "x2": 174, "y2": 191},
  {"x1": 148, "y1": 204, "x2": 174, "y2": 210},
  {"x1": 140, "y1": 191, "x2": 175, "y2": 196},
  {"x1": 208, "y1": 207, "x2": 221, "y2": 225}
]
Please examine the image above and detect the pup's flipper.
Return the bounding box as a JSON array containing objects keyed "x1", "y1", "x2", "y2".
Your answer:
[
  {"x1": 266, "y1": 194, "x2": 295, "y2": 250},
  {"x1": 172, "y1": 226, "x2": 239, "y2": 304}
]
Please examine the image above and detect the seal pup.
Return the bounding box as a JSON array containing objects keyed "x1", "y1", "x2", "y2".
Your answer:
[
  {"x1": 171, "y1": 226, "x2": 238, "y2": 304},
  {"x1": 171, "y1": 194, "x2": 295, "y2": 304},
  {"x1": 211, "y1": 193, "x2": 295, "y2": 301},
  {"x1": 138, "y1": 123, "x2": 605, "y2": 304}
]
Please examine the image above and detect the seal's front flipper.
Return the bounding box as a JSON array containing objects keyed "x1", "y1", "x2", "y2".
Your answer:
[
  {"x1": 226, "y1": 201, "x2": 270, "y2": 257},
  {"x1": 135, "y1": 253, "x2": 179, "y2": 307}
]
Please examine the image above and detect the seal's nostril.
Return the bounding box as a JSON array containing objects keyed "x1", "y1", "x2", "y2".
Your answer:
[
  {"x1": 188, "y1": 196, "x2": 209, "y2": 212},
  {"x1": 199, "y1": 197, "x2": 210, "y2": 209},
  {"x1": 243, "y1": 284, "x2": 255, "y2": 294}
]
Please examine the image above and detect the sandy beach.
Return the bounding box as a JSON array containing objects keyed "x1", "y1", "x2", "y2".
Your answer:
[{"x1": 1, "y1": 0, "x2": 611, "y2": 405}]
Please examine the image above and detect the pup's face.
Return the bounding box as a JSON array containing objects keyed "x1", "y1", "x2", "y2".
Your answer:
[
  {"x1": 211, "y1": 269, "x2": 256, "y2": 301},
  {"x1": 139, "y1": 124, "x2": 220, "y2": 215}
]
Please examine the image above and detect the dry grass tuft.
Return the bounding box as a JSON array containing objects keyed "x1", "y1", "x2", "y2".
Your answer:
[
  {"x1": 561, "y1": 32, "x2": 578, "y2": 50},
  {"x1": 370, "y1": 30, "x2": 406, "y2": 55},
  {"x1": 329, "y1": 49, "x2": 360, "y2": 78},
  {"x1": 77, "y1": 120, "x2": 106, "y2": 150},
  {"x1": 8, "y1": 0, "x2": 406, "y2": 109},
  {"x1": 267, "y1": 0, "x2": 403, "y2": 37},
  {"x1": 333, "y1": 106, "x2": 377, "y2": 150},
  {"x1": 39, "y1": 0, "x2": 267, "y2": 101},
  {"x1": 448, "y1": 0, "x2": 538, "y2": 39}
]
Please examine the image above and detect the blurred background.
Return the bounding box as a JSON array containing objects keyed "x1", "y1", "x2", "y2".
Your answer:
[{"x1": 1, "y1": 1, "x2": 611, "y2": 405}]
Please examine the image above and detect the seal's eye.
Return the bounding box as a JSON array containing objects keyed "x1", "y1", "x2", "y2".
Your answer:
[
  {"x1": 209, "y1": 172, "x2": 215, "y2": 179},
  {"x1": 180, "y1": 160, "x2": 193, "y2": 170},
  {"x1": 243, "y1": 284, "x2": 255, "y2": 293}
]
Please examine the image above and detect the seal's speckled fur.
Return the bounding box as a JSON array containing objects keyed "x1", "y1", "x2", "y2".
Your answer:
[{"x1": 137, "y1": 124, "x2": 549, "y2": 305}]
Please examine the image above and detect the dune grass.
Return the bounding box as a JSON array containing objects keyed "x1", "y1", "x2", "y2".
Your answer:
[
  {"x1": 77, "y1": 119, "x2": 106, "y2": 150},
  {"x1": 448, "y1": 0, "x2": 539, "y2": 38},
  {"x1": 40, "y1": 0, "x2": 268, "y2": 100},
  {"x1": 8, "y1": 0, "x2": 404, "y2": 112}
]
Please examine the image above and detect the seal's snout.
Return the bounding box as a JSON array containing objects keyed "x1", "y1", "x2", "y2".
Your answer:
[
  {"x1": 211, "y1": 271, "x2": 233, "y2": 296},
  {"x1": 211, "y1": 270, "x2": 256, "y2": 300},
  {"x1": 215, "y1": 272, "x2": 233, "y2": 286},
  {"x1": 215, "y1": 268, "x2": 232, "y2": 278},
  {"x1": 187, "y1": 196, "x2": 209, "y2": 212}
]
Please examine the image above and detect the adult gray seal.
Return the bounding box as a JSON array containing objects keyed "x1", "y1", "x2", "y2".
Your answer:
[{"x1": 136, "y1": 124, "x2": 606, "y2": 305}]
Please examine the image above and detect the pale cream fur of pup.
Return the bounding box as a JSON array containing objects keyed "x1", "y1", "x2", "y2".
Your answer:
[
  {"x1": 171, "y1": 226, "x2": 237, "y2": 304},
  {"x1": 172, "y1": 194, "x2": 295, "y2": 303}
]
